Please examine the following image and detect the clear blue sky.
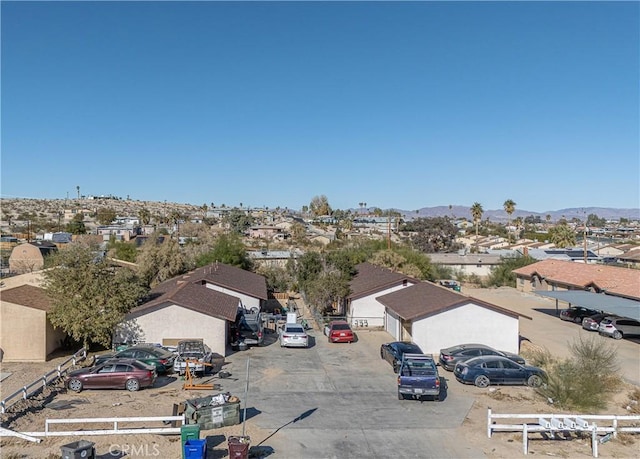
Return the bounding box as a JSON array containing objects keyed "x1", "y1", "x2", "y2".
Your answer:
[{"x1": 2, "y1": 1, "x2": 638, "y2": 213}]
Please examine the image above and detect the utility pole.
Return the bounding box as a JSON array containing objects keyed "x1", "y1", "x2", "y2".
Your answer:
[{"x1": 583, "y1": 210, "x2": 587, "y2": 263}]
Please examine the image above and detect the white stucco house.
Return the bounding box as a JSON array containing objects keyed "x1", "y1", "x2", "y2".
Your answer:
[
  {"x1": 376, "y1": 282, "x2": 529, "y2": 356},
  {"x1": 116, "y1": 262, "x2": 268, "y2": 356},
  {"x1": 345, "y1": 263, "x2": 419, "y2": 328}
]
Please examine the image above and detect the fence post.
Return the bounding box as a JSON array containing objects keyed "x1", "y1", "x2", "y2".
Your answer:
[
  {"x1": 22, "y1": 386, "x2": 27, "y2": 400},
  {"x1": 57, "y1": 365, "x2": 62, "y2": 379},
  {"x1": 612, "y1": 417, "x2": 618, "y2": 438},
  {"x1": 42, "y1": 375, "x2": 47, "y2": 389},
  {"x1": 487, "y1": 408, "x2": 492, "y2": 438},
  {"x1": 523, "y1": 422, "x2": 528, "y2": 455},
  {"x1": 592, "y1": 425, "x2": 598, "y2": 458}
]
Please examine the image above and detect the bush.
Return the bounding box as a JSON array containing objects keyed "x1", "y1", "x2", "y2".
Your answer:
[{"x1": 533, "y1": 335, "x2": 622, "y2": 411}]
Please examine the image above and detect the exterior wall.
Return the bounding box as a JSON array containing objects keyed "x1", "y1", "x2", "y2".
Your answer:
[
  {"x1": 117, "y1": 305, "x2": 229, "y2": 356},
  {"x1": 9, "y1": 243, "x2": 45, "y2": 274},
  {"x1": 205, "y1": 283, "x2": 260, "y2": 310},
  {"x1": 411, "y1": 303, "x2": 519, "y2": 356},
  {"x1": 0, "y1": 302, "x2": 47, "y2": 361},
  {"x1": 46, "y1": 317, "x2": 67, "y2": 357},
  {"x1": 348, "y1": 283, "x2": 415, "y2": 328}
]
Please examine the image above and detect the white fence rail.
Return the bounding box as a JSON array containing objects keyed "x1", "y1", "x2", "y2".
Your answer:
[
  {"x1": 487, "y1": 408, "x2": 640, "y2": 457},
  {"x1": 0, "y1": 348, "x2": 87, "y2": 414},
  {"x1": 19, "y1": 415, "x2": 186, "y2": 437}
]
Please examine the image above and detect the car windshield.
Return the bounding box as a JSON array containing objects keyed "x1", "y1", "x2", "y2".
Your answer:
[
  {"x1": 286, "y1": 325, "x2": 304, "y2": 333},
  {"x1": 332, "y1": 323, "x2": 350, "y2": 330}
]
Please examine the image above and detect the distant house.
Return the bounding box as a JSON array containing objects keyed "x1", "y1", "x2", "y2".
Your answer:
[
  {"x1": 0, "y1": 283, "x2": 66, "y2": 361},
  {"x1": 512, "y1": 259, "x2": 640, "y2": 301},
  {"x1": 247, "y1": 226, "x2": 285, "y2": 240},
  {"x1": 427, "y1": 252, "x2": 506, "y2": 279},
  {"x1": 9, "y1": 241, "x2": 57, "y2": 274},
  {"x1": 116, "y1": 263, "x2": 269, "y2": 356}
]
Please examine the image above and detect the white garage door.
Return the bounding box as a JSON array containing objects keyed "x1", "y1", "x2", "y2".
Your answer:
[{"x1": 385, "y1": 310, "x2": 400, "y2": 340}]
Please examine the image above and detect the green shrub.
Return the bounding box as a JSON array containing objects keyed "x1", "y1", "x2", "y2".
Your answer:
[{"x1": 534, "y1": 335, "x2": 622, "y2": 411}]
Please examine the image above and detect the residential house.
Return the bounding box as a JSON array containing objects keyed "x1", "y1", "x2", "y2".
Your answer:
[
  {"x1": 0, "y1": 279, "x2": 66, "y2": 361},
  {"x1": 512, "y1": 259, "x2": 640, "y2": 301},
  {"x1": 345, "y1": 263, "x2": 419, "y2": 328},
  {"x1": 116, "y1": 263, "x2": 268, "y2": 356},
  {"x1": 376, "y1": 282, "x2": 527, "y2": 355}
]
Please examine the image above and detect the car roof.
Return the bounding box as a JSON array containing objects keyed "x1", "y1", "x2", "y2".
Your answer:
[
  {"x1": 330, "y1": 320, "x2": 349, "y2": 325},
  {"x1": 462, "y1": 355, "x2": 518, "y2": 365},
  {"x1": 442, "y1": 343, "x2": 492, "y2": 352}
]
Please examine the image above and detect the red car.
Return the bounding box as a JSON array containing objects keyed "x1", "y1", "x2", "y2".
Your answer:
[
  {"x1": 326, "y1": 320, "x2": 354, "y2": 343},
  {"x1": 66, "y1": 358, "x2": 157, "y2": 393}
]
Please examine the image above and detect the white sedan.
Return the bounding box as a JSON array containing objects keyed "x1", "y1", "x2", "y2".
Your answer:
[{"x1": 279, "y1": 323, "x2": 309, "y2": 348}]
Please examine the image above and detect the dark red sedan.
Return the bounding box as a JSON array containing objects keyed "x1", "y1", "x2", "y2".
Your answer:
[
  {"x1": 326, "y1": 320, "x2": 354, "y2": 343},
  {"x1": 66, "y1": 358, "x2": 156, "y2": 393}
]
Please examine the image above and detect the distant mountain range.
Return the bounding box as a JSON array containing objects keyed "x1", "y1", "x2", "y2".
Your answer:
[{"x1": 392, "y1": 206, "x2": 640, "y2": 222}]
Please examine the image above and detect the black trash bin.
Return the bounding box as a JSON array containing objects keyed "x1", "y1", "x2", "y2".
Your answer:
[
  {"x1": 228, "y1": 435, "x2": 250, "y2": 459},
  {"x1": 60, "y1": 440, "x2": 95, "y2": 459}
]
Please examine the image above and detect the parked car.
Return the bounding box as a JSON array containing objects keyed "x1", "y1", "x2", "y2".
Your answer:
[
  {"x1": 582, "y1": 313, "x2": 617, "y2": 331},
  {"x1": 380, "y1": 341, "x2": 424, "y2": 373},
  {"x1": 172, "y1": 340, "x2": 219, "y2": 375},
  {"x1": 559, "y1": 306, "x2": 601, "y2": 323},
  {"x1": 231, "y1": 309, "x2": 265, "y2": 348},
  {"x1": 326, "y1": 320, "x2": 354, "y2": 343},
  {"x1": 439, "y1": 280, "x2": 461, "y2": 292},
  {"x1": 279, "y1": 323, "x2": 309, "y2": 348},
  {"x1": 93, "y1": 345, "x2": 176, "y2": 374},
  {"x1": 453, "y1": 355, "x2": 546, "y2": 388},
  {"x1": 66, "y1": 359, "x2": 156, "y2": 393},
  {"x1": 598, "y1": 317, "x2": 640, "y2": 340},
  {"x1": 438, "y1": 343, "x2": 525, "y2": 371}
]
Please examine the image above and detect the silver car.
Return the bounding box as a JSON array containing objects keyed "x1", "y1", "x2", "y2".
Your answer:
[
  {"x1": 598, "y1": 317, "x2": 640, "y2": 340},
  {"x1": 279, "y1": 323, "x2": 309, "y2": 348}
]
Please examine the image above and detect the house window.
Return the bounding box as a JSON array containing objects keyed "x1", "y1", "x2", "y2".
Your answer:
[{"x1": 402, "y1": 280, "x2": 407, "y2": 287}]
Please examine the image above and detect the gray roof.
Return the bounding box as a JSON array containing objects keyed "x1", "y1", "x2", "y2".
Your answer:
[{"x1": 533, "y1": 290, "x2": 640, "y2": 321}]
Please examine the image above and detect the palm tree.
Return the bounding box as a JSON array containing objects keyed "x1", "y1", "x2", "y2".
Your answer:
[
  {"x1": 503, "y1": 199, "x2": 516, "y2": 242},
  {"x1": 470, "y1": 202, "x2": 483, "y2": 253}
]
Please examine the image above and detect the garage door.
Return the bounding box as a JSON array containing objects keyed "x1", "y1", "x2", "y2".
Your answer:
[{"x1": 385, "y1": 310, "x2": 400, "y2": 340}]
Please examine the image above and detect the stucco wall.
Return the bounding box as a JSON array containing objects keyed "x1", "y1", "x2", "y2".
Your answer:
[
  {"x1": 348, "y1": 283, "x2": 414, "y2": 328},
  {"x1": 411, "y1": 303, "x2": 520, "y2": 356},
  {"x1": 0, "y1": 302, "x2": 47, "y2": 361},
  {"x1": 117, "y1": 305, "x2": 229, "y2": 356},
  {"x1": 9, "y1": 244, "x2": 44, "y2": 274}
]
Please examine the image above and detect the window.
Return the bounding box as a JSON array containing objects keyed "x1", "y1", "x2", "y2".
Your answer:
[
  {"x1": 482, "y1": 360, "x2": 501, "y2": 369},
  {"x1": 98, "y1": 364, "x2": 116, "y2": 373},
  {"x1": 116, "y1": 364, "x2": 132, "y2": 372}
]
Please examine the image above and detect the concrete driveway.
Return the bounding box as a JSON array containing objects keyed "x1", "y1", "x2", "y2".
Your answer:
[{"x1": 216, "y1": 328, "x2": 484, "y2": 458}]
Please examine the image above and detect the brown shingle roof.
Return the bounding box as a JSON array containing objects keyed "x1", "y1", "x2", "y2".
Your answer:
[
  {"x1": 348, "y1": 262, "x2": 419, "y2": 300},
  {"x1": 0, "y1": 284, "x2": 51, "y2": 311},
  {"x1": 128, "y1": 277, "x2": 240, "y2": 322},
  {"x1": 185, "y1": 263, "x2": 268, "y2": 300},
  {"x1": 376, "y1": 282, "x2": 527, "y2": 321},
  {"x1": 128, "y1": 262, "x2": 268, "y2": 321},
  {"x1": 512, "y1": 259, "x2": 640, "y2": 300}
]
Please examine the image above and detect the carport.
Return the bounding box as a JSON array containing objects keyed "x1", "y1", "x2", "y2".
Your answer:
[{"x1": 533, "y1": 290, "x2": 640, "y2": 321}]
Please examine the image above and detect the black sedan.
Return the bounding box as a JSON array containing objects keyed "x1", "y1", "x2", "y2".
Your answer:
[
  {"x1": 559, "y1": 306, "x2": 601, "y2": 324},
  {"x1": 453, "y1": 356, "x2": 546, "y2": 388},
  {"x1": 439, "y1": 343, "x2": 525, "y2": 371},
  {"x1": 380, "y1": 341, "x2": 423, "y2": 373}
]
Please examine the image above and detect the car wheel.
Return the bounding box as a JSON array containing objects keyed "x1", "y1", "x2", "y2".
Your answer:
[
  {"x1": 126, "y1": 379, "x2": 140, "y2": 392},
  {"x1": 380, "y1": 348, "x2": 384, "y2": 359},
  {"x1": 613, "y1": 330, "x2": 623, "y2": 340},
  {"x1": 527, "y1": 375, "x2": 542, "y2": 387},
  {"x1": 392, "y1": 361, "x2": 399, "y2": 373},
  {"x1": 574, "y1": 316, "x2": 582, "y2": 324},
  {"x1": 474, "y1": 375, "x2": 490, "y2": 388},
  {"x1": 68, "y1": 378, "x2": 83, "y2": 393},
  {"x1": 398, "y1": 391, "x2": 404, "y2": 400}
]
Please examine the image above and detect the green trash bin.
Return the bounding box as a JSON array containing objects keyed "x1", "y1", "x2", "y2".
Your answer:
[{"x1": 181, "y1": 424, "x2": 201, "y2": 459}]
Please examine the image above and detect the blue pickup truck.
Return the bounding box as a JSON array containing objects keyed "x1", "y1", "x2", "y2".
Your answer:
[{"x1": 397, "y1": 353, "x2": 441, "y2": 401}]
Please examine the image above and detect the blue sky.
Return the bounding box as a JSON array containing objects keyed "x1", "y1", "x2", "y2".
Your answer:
[{"x1": 2, "y1": 1, "x2": 638, "y2": 213}]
